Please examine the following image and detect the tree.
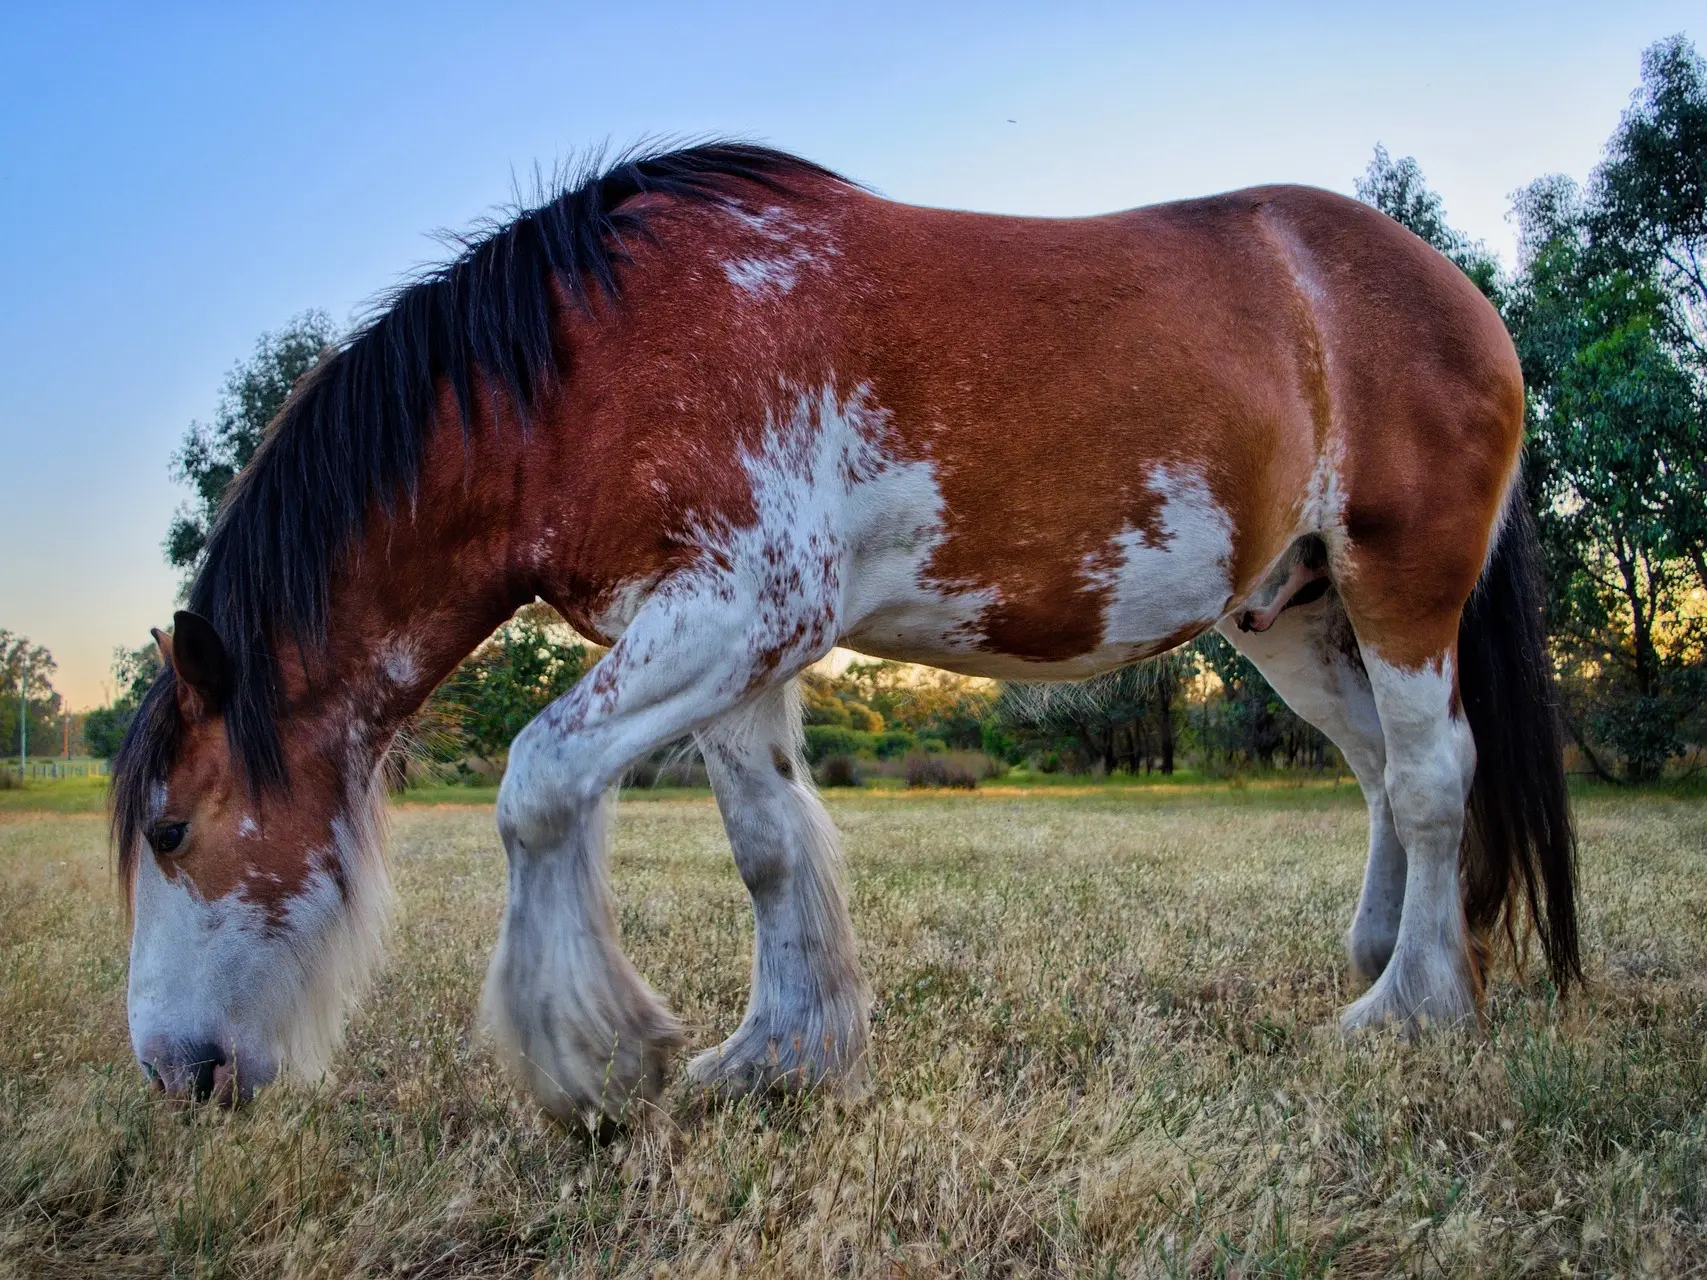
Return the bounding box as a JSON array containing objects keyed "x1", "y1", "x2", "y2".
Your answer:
[
  {"x1": 166, "y1": 312, "x2": 337, "y2": 573},
  {"x1": 1585, "y1": 34, "x2": 1707, "y2": 590},
  {"x1": 422, "y1": 608, "x2": 592, "y2": 768},
  {"x1": 996, "y1": 647, "x2": 1203, "y2": 776},
  {"x1": 1508, "y1": 35, "x2": 1707, "y2": 780},
  {"x1": 0, "y1": 632, "x2": 61, "y2": 761},
  {"x1": 1356, "y1": 145, "x2": 1506, "y2": 305},
  {"x1": 1190, "y1": 634, "x2": 1333, "y2": 772},
  {"x1": 83, "y1": 643, "x2": 163, "y2": 760}
]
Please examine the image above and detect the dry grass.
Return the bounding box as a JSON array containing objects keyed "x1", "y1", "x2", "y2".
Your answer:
[{"x1": 2, "y1": 788, "x2": 1705, "y2": 1276}]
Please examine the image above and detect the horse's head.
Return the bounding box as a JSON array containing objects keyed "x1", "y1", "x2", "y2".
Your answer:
[{"x1": 112, "y1": 611, "x2": 392, "y2": 1104}]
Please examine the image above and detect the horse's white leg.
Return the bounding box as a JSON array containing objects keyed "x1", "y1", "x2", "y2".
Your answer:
[
  {"x1": 690, "y1": 682, "x2": 869, "y2": 1094},
  {"x1": 1339, "y1": 648, "x2": 1479, "y2": 1034},
  {"x1": 1217, "y1": 594, "x2": 1405, "y2": 982},
  {"x1": 484, "y1": 579, "x2": 830, "y2": 1123}
]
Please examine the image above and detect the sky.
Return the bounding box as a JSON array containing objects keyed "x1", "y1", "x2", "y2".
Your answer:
[{"x1": 1, "y1": 1, "x2": 1698, "y2": 710}]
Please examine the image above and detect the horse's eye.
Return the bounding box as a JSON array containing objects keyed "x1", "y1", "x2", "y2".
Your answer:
[{"x1": 149, "y1": 822, "x2": 188, "y2": 855}]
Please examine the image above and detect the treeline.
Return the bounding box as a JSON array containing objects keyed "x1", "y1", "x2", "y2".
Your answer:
[
  {"x1": 72, "y1": 35, "x2": 1706, "y2": 785},
  {"x1": 1383, "y1": 36, "x2": 1706, "y2": 782},
  {"x1": 0, "y1": 632, "x2": 65, "y2": 766},
  {"x1": 798, "y1": 640, "x2": 1335, "y2": 780}
]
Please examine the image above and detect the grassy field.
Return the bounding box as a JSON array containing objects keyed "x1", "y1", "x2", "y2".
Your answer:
[{"x1": 2, "y1": 786, "x2": 1705, "y2": 1276}]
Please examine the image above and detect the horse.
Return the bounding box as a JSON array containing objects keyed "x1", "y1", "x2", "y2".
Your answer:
[{"x1": 113, "y1": 143, "x2": 1578, "y2": 1117}]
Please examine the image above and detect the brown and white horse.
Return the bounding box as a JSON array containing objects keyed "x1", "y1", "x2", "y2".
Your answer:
[{"x1": 114, "y1": 144, "x2": 1577, "y2": 1117}]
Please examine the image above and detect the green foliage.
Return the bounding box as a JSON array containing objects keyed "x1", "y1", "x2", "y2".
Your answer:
[
  {"x1": 1192, "y1": 633, "x2": 1336, "y2": 771},
  {"x1": 0, "y1": 632, "x2": 60, "y2": 760},
  {"x1": 166, "y1": 312, "x2": 337, "y2": 573},
  {"x1": 815, "y1": 754, "x2": 863, "y2": 787},
  {"x1": 423, "y1": 613, "x2": 591, "y2": 766},
  {"x1": 82, "y1": 644, "x2": 164, "y2": 760},
  {"x1": 997, "y1": 647, "x2": 1210, "y2": 775},
  {"x1": 801, "y1": 723, "x2": 920, "y2": 765},
  {"x1": 1508, "y1": 35, "x2": 1707, "y2": 780},
  {"x1": 1356, "y1": 144, "x2": 1506, "y2": 305}
]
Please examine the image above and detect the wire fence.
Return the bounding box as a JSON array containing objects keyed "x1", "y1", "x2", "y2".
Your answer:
[{"x1": 2, "y1": 758, "x2": 109, "y2": 781}]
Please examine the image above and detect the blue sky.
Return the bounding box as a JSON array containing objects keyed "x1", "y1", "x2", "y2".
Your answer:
[{"x1": 2, "y1": 1, "x2": 1698, "y2": 708}]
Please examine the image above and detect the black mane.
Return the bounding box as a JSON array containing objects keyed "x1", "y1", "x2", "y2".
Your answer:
[{"x1": 114, "y1": 142, "x2": 845, "y2": 875}]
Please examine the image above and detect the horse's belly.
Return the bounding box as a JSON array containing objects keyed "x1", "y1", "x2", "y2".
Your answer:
[{"x1": 837, "y1": 462, "x2": 1236, "y2": 679}]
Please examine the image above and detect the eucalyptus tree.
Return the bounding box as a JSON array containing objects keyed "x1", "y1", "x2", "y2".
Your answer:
[
  {"x1": 1509, "y1": 36, "x2": 1707, "y2": 779},
  {"x1": 166, "y1": 312, "x2": 337, "y2": 573}
]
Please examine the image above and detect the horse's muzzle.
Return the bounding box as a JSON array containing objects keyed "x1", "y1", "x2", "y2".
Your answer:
[{"x1": 137, "y1": 1040, "x2": 245, "y2": 1106}]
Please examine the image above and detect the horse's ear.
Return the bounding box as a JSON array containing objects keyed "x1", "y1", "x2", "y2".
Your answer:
[{"x1": 164, "y1": 611, "x2": 231, "y2": 719}]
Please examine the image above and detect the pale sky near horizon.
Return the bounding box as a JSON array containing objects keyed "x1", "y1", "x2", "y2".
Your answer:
[{"x1": 2, "y1": 1, "x2": 1698, "y2": 709}]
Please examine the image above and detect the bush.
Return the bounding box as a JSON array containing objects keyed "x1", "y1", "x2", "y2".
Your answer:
[
  {"x1": 803, "y1": 725, "x2": 923, "y2": 764},
  {"x1": 82, "y1": 704, "x2": 135, "y2": 760},
  {"x1": 803, "y1": 725, "x2": 874, "y2": 764},
  {"x1": 904, "y1": 752, "x2": 979, "y2": 790},
  {"x1": 621, "y1": 758, "x2": 709, "y2": 788},
  {"x1": 816, "y1": 754, "x2": 863, "y2": 787},
  {"x1": 874, "y1": 729, "x2": 919, "y2": 759}
]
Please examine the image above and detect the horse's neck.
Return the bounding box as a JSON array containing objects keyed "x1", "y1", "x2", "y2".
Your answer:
[{"x1": 288, "y1": 399, "x2": 549, "y2": 751}]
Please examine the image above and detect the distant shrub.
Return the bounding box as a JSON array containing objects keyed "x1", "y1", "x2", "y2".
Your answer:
[
  {"x1": 816, "y1": 754, "x2": 863, "y2": 788},
  {"x1": 904, "y1": 752, "x2": 979, "y2": 790},
  {"x1": 0, "y1": 770, "x2": 20, "y2": 791},
  {"x1": 874, "y1": 730, "x2": 918, "y2": 759},
  {"x1": 803, "y1": 725, "x2": 873, "y2": 764},
  {"x1": 803, "y1": 725, "x2": 921, "y2": 764},
  {"x1": 622, "y1": 758, "x2": 709, "y2": 788}
]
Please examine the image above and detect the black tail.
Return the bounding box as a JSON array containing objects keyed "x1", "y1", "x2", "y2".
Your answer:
[{"x1": 1458, "y1": 491, "x2": 1581, "y2": 992}]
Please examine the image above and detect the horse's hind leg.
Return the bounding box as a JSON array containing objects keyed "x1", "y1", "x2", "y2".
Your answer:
[
  {"x1": 1332, "y1": 536, "x2": 1485, "y2": 1035},
  {"x1": 690, "y1": 683, "x2": 869, "y2": 1095},
  {"x1": 1217, "y1": 590, "x2": 1406, "y2": 984}
]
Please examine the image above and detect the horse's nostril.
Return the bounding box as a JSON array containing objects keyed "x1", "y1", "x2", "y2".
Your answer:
[
  {"x1": 186, "y1": 1042, "x2": 227, "y2": 1103},
  {"x1": 142, "y1": 1041, "x2": 229, "y2": 1101}
]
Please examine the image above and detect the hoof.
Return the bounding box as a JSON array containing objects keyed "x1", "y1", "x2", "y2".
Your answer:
[
  {"x1": 482, "y1": 965, "x2": 684, "y2": 1124},
  {"x1": 1338, "y1": 953, "x2": 1476, "y2": 1040},
  {"x1": 687, "y1": 1018, "x2": 867, "y2": 1100}
]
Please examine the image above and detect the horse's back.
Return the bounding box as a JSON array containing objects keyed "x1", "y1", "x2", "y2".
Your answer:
[{"x1": 556, "y1": 178, "x2": 1524, "y2": 675}]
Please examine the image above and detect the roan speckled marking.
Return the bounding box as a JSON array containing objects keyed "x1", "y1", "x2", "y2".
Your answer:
[{"x1": 113, "y1": 143, "x2": 1579, "y2": 1121}]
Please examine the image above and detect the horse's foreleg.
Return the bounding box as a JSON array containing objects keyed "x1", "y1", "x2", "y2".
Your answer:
[
  {"x1": 690, "y1": 683, "x2": 869, "y2": 1096},
  {"x1": 483, "y1": 580, "x2": 825, "y2": 1124}
]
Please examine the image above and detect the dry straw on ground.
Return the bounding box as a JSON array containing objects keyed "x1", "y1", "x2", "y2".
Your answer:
[{"x1": 2, "y1": 786, "x2": 1704, "y2": 1276}]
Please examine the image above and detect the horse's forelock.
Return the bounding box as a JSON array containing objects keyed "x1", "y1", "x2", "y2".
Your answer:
[{"x1": 111, "y1": 670, "x2": 183, "y2": 911}]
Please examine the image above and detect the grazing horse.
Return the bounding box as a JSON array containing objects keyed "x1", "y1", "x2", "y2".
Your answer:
[{"x1": 113, "y1": 144, "x2": 1578, "y2": 1117}]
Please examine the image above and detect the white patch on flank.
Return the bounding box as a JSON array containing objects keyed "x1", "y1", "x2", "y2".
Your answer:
[
  {"x1": 1088, "y1": 464, "x2": 1235, "y2": 659},
  {"x1": 702, "y1": 382, "x2": 998, "y2": 674},
  {"x1": 237, "y1": 815, "x2": 259, "y2": 839}
]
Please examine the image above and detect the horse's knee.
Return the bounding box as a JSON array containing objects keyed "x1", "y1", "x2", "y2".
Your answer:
[{"x1": 496, "y1": 720, "x2": 605, "y2": 853}]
